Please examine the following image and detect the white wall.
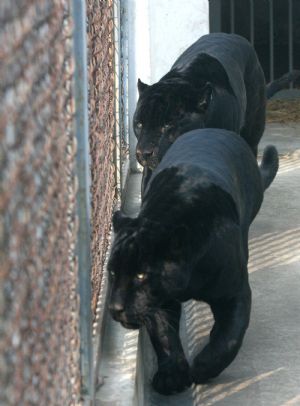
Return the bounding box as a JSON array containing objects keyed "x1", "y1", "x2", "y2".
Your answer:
[
  {"x1": 126, "y1": 0, "x2": 209, "y2": 168},
  {"x1": 127, "y1": 0, "x2": 152, "y2": 169},
  {"x1": 148, "y1": 0, "x2": 209, "y2": 82}
]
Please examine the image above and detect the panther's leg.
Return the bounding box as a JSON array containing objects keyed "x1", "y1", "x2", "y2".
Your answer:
[
  {"x1": 191, "y1": 280, "x2": 251, "y2": 383},
  {"x1": 141, "y1": 166, "x2": 152, "y2": 199},
  {"x1": 145, "y1": 300, "x2": 191, "y2": 395},
  {"x1": 240, "y1": 65, "x2": 266, "y2": 158}
]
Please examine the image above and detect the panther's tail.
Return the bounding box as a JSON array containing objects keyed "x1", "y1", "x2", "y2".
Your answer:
[
  {"x1": 260, "y1": 145, "x2": 279, "y2": 190},
  {"x1": 266, "y1": 70, "x2": 300, "y2": 99}
]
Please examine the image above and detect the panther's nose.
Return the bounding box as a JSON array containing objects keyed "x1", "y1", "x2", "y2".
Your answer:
[
  {"x1": 109, "y1": 301, "x2": 124, "y2": 314},
  {"x1": 136, "y1": 147, "x2": 153, "y2": 165}
]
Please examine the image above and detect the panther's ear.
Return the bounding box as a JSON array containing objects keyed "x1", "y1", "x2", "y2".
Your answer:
[
  {"x1": 112, "y1": 210, "x2": 133, "y2": 232},
  {"x1": 197, "y1": 82, "x2": 213, "y2": 112},
  {"x1": 137, "y1": 79, "x2": 149, "y2": 95}
]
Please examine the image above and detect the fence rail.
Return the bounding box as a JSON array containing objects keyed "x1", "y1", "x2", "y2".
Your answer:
[{"x1": 209, "y1": 0, "x2": 299, "y2": 84}]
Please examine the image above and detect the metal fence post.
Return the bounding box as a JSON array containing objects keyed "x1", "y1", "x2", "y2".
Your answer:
[
  {"x1": 250, "y1": 0, "x2": 254, "y2": 45},
  {"x1": 269, "y1": 0, "x2": 274, "y2": 81},
  {"x1": 113, "y1": 0, "x2": 122, "y2": 198},
  {"x1": 230, "y1": 0, "x2": 235, "y2": 33},
  {"x1": 71, "y1": 0, "x2": 93, "y2": 400},
  {"x1": 209, "y1": 0, "x2": 222, "y2": 33},
  {"x1": 288, "y1": 0, "x2": 294, "y2": 88},
  {"x1": 120, "y1": 0, "x2": 130, "y2": 154}
]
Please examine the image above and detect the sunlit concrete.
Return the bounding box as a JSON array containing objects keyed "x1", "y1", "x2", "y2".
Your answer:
[
  {"x1": 141, "y1": 123, "x2": 300, "y2": 405},
  {"x1": 96, "y1": 124, "x2": 300, "y2": 405}
]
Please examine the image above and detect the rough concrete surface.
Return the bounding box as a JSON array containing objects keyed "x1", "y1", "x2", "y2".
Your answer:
[{"x1": 97, "y1": 124, "x2": 300, "y2": 406}]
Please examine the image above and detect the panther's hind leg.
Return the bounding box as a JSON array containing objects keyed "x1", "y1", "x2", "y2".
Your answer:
[
  {"x1": 240, "y1": 65, "x2": 266, "y2": 158},
  {"x1": 191, "y1": 279, "x2": 251, "y2": 384}
]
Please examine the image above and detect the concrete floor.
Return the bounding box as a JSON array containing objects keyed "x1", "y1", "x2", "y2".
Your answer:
[{"x1": 97, "y1": 123, "x2": 300, "y2": 406}]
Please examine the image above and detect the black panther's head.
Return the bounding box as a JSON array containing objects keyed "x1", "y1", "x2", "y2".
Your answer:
[
  {"x1": 133, "y1": 78, "x2": 213, "y2": 169},
  {"x1": 108, "y1": 210, "x2": 192, "y2": 329}
]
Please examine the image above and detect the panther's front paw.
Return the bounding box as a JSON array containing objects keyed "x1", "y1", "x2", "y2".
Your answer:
[
  {"x1": 152, "y1": 358, "x2": 191, "y2": 395},
  {"x1": 191, "y1": 349, "x2": 223, "y2": 384}
]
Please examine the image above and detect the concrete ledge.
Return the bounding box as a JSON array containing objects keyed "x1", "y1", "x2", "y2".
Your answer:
[{"x1": 95, "y1": 173, "x2": 142, "y2": 405}]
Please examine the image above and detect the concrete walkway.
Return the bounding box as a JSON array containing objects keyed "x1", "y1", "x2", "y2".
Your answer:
[{"x1": 97, "y1": 123, "x2": 300, "y2": 406}]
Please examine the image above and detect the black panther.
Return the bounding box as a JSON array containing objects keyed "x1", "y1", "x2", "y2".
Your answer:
[
  {"x1": 108, "y1": 128, "x2": 279, "y2": 395},
  {"x1": 133, "y1": 33, "x2": 266, "y2": 195}
]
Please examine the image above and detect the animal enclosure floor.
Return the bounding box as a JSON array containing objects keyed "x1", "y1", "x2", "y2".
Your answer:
[
  {"x1": 266, "y1": 90, "x2": 300, "y2": 124},
  {"x1": 267, "y1": 99, "x2": 300, "y2": 124},
  {"x1": 96, "y1": 123, "x2": 300, "y2": 406}
]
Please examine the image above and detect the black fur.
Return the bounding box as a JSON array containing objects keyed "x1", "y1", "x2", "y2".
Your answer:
[
  {"x1": 133, "y1": 33, "x2": 266, "y2": 195},
  {"x1": 266, "y1": 70, "x2": 300, "y2": 99},
  {"x1": 108, "y1": 129, "x2": 278, "y2": 395}
]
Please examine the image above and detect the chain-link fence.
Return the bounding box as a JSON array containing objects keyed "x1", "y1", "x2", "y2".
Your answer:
[
  {"x1": 115, "y1": 0, "x2": 130, "y2": 195},
  {"x1": 0, "y1": 1, "x2": 81, "y2": 404},
  {"x1": 0, "y1": 0, "x2": 127, "y2": 402},
  {"x1": 87, "y1": 0, "x2": 117, "y2": 317}
]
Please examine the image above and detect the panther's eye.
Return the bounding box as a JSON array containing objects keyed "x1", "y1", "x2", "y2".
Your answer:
[
  {"x1": 136, "y1": 122, "x2": 143, "y2": 129},
  {"x1": 136, "y1": 272, "x2": 146, "y2": 281},
  {"x1": 162, "y1": 124, "x2": 171, "y2": 132}
]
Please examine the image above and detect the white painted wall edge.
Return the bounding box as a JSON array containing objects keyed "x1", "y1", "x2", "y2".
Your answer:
[{"x1": 127, "y1": 0, "x2": 210, "y2": 170}]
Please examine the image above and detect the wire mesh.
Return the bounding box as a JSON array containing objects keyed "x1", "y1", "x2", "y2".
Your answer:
[
  {"x1": 0, "y1": 1, "x2": 81, "y2": 404},
  {"x1": 86, "y1": 0, "x2": 117, "y2": 316},
  {"x1": 119, "y1": 0, "x2": 130, "y2": 188}
]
